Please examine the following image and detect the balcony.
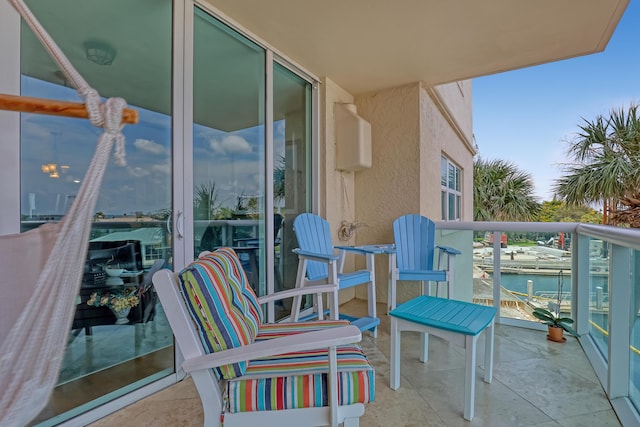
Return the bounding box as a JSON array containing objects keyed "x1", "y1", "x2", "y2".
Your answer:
[
  {"x1": 88, "y1": 300, "x2": 619, "y2": 426},
  {"x1": 86, "y1": 221, "x2": 637, "y2": 426}
]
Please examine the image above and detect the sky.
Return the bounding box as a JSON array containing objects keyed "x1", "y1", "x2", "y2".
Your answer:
[{"x1": 472, "y1": 1, "x2": 640, "y2": 202}]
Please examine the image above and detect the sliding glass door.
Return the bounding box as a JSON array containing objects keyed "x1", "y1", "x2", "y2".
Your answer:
[
  {"x1": 192, "y1": 8, "x2": 266, "y2": 296},
  {"x1": 190, "y1": 9, "x2": 314, "y2": 319},
  {"x1": 273, "y1": 63, "x2": 312, "y2": 299},
  {"x1": 12, "y1": 1, "x2": 315, "y2": 423},
  {"x1": 20, "y1": 1, "x2": 174, "y2": 424}
]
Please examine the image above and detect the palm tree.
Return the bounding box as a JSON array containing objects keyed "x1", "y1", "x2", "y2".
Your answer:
[
  {"x1": 554, "y1": 104, "x2": 640, "y2": 226},
  {"x1": 474, "y1": 157, "x2": 541, "y2": 221}
]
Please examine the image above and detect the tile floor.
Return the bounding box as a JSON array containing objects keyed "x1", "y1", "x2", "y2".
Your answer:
[{"x1": 90, "y1": 300, "x2": 621, "y2": 426}]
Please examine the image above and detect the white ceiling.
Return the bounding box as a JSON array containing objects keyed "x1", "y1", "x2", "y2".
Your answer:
[
  {"x1": 206, "y1": 0, "x2": 629, "y2": 94},
  {"x1": 19, "y1": 0, "x2": 629, "y2": 131}
]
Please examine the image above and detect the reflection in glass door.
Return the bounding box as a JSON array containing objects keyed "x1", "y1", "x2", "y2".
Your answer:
[
  {"x1": 192, "y1": 9, "x2": 266, "y2": 296},
  {"x1": 273, "y1": 63, "x2": 312, "y2": 305},
  {"x1": 19, "y1": 1, "x2": 174, "y2": 424}
]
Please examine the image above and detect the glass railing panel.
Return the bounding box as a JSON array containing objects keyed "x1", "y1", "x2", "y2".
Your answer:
[
  {"x1": 588, "y1": 237, "x2": 609, "y2": 360},
  {"x1": 472, "y1": 229, "x2": 573, "y2": 323},
  {"x1": 629, "y1": 249, "x2": 640, "y2": 412}
]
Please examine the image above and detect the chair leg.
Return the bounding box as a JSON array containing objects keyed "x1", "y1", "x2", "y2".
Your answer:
[
  {"x1": 291, "y1": 259, "x2": 308, "y2": 322},
  {"x1": 447, "y1": 264, "x2": 455, "y2": 298},
  {"x1": 388, "y1": 254, "x2": 396, "y2": 313},
  {"x1": 388, "y1": 271, "x2": 397, "y2": 314},
  {"x1": 366, "y1": 253, "x2": 377, "y2": 337}
]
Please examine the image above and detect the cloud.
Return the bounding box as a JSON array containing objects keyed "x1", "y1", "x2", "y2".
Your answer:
[
  {"x1": 134, "y1": 138, "x2": 166, "y2": 155},
  {"x1": 152, "y1": 163, "x2": 171, "y2": 175},
  {"x1": 209, "y1": 135, "x2": 252, "y2": 155},
  {"x1": 128, "y1": 166, "x2": 151, "y2": 177}
]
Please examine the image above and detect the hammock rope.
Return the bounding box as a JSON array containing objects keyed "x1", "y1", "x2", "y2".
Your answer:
[{"x1": 0, "y1": 1, "x2": 133, "y2": 425}]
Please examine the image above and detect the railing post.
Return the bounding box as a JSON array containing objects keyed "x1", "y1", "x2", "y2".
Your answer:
[
  {"x1": 572, "y1": 232, "x2": 590, "y2": 336},
  {"x1": 596, "y1": 287, "x2": 604, "y2": 310},
  {"x1": 492, "y1": 231, "x2": 502, "y2": 321},
  {"x1": 608, "y1": 243, "x2": 631, "y2": 399}
]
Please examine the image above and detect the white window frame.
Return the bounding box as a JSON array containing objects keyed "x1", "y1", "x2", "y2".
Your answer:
[{"x1": 441, "y1": 155, "x2": 462, "y2": 221}]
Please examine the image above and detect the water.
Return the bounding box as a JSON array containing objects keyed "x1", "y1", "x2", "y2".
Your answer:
[{"x1": 493, "y1": 272, "x2": 608, "y2": 297}]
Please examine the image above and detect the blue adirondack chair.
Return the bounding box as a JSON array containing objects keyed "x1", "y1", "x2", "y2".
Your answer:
[
  {"x1": 292, "y1": 213, "x2": 381, "y2": 335},
  {"x1": 390, "y1": 214, "x2": 461, "y2": 311}
]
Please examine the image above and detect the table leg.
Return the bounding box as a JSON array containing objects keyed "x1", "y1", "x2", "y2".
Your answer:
[
  {"x1": 390, "y1": 317, "x2": 401, "y2": 390},
  {"x1": 419, "y1": 332, "x2": 429, "y2": 363},
  {"x1": 464, "y1": 334, "x2": 477, "y2": 421},
  {"x1": 366, "y1": 253, "x2": 377, "y2": 338},
  {"x1": 484, "y1": 321, "x2": 494, "y2": 383}
]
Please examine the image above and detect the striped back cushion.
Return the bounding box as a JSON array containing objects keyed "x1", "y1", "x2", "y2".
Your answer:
[
  {"x1": 178, "y1": 248, "x2": 262, "y2": 379},
  {"x1": 202, "y1": 247, "x2": 263, "y2": 332}
]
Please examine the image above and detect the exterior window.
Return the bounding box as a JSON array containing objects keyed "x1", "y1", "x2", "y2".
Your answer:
[{"x1": 441, "y1": 155, "x2": 461, "y2": 221}]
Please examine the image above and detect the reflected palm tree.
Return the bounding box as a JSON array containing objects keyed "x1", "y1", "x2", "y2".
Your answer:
[
  {"x1": 274, "y1": 155, "x2": 285, "y2": 203},
  {"x1": 194, "y1": 181, "x2": 221, "y2": 220}
]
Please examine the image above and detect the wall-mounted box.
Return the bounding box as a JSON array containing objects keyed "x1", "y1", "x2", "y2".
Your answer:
[{"x1": 335, "y1": 103, "x2": 372, "y2": 171}]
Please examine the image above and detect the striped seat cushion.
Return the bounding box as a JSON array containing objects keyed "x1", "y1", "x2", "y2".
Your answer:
[
  {"x1": 225, "y1": 322, "x2": 375, "y2": 413},
  {"x1": 255, "y1": 320, "x2": 352, "y2": 340},
  {"x1": 178, "y1": 248, "x2": 262, "y2": 380}
]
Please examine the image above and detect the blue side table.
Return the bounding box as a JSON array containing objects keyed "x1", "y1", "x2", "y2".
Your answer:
[{"x1": 389, "y1": 295, "x2": 496, "y2": 421}]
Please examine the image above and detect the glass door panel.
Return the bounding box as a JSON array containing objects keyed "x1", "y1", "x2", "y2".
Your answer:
[
  {"x1": 19, "y1": 0, "x2": 174, "y2": 423},
  {"x1": 192, "y1": 9, "x2": 266, "y2": 295},
  {"x1": 273, "y1": 62, "x2": 312, "y2": 310}
]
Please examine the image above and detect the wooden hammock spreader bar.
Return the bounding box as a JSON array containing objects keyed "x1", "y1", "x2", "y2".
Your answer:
[{"x1": 0, "y1": 93, "x2": 138, "y2": 124}]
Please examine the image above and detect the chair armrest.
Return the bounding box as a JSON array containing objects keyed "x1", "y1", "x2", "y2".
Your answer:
[
  {"x1": 257, "y1": 284, "x2": 338, "y2": 304},
  {"x1": 437, "y1": 245, "x2": 461, "y2": 255},
  {"x1": 293, "y1": 248, "x2": 339, "y2": 262},
  {"x1": 182, "y1": 325, "x2": 362, "y2": 373}
]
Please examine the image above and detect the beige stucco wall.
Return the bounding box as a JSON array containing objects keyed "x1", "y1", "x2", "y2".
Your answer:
[
  {"x1": 319, "y1": 77, "x2": 474, "y2": 306},
  {"x1": 420, "y1": 82, "x2": 475, "y2": 302},
  {"x1": 349, "y1": 83, "x2": 421, "y2": 306},
  {"x1": 432, "y1": 81, "x2": 473, "y2": 145},
  {"x1": 320, "y1": 77, "x2": 357, "y2": 304},
  {"x1": 345, "y1": 81, "x2": 474, "y2": 305}
]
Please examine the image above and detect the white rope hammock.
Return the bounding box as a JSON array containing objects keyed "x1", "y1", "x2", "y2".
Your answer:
[{"x1": 0, "y1": 1, "x2": 136, "y2": 425}]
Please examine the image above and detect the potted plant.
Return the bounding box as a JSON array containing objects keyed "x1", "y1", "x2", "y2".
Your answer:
[
  {"x1": 532, "y1": 269, "x2": 577, "y2": 342},
  {"x1": 87, "y1": 286, "x2": 140, "y2": 325},
  {"x1": 532, "y1": 307, "x2": 577, "y2": 342}
]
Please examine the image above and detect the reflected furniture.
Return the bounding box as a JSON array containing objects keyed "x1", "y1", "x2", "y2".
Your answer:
[
  {"x1": 153, "y1": 247, "x2": 374, "y2": 427},
  {"x1": 390, "y1": 296, "x2": 496, "y2": 420},
  {"x1": 292, "y1": 213, "x2": 380, "y2": 335},
  {"x1": 390, "y1": 214, "x2": 460, "y2": 311},
  {"x1": 72, "y1": 240, "x2": 158, "y2": 335},
  {"x1": 200, "y1": 215, "x2": 284, "y2": 295}
]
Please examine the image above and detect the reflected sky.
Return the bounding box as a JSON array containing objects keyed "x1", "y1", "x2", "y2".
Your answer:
[{"x1": 20, "y1": 76, "x2": 285, "y2": 217}]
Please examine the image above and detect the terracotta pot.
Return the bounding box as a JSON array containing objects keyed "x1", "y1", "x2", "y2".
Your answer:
[{"x1": 547, "y1": 325, "x2": 566, "y2": 343}]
